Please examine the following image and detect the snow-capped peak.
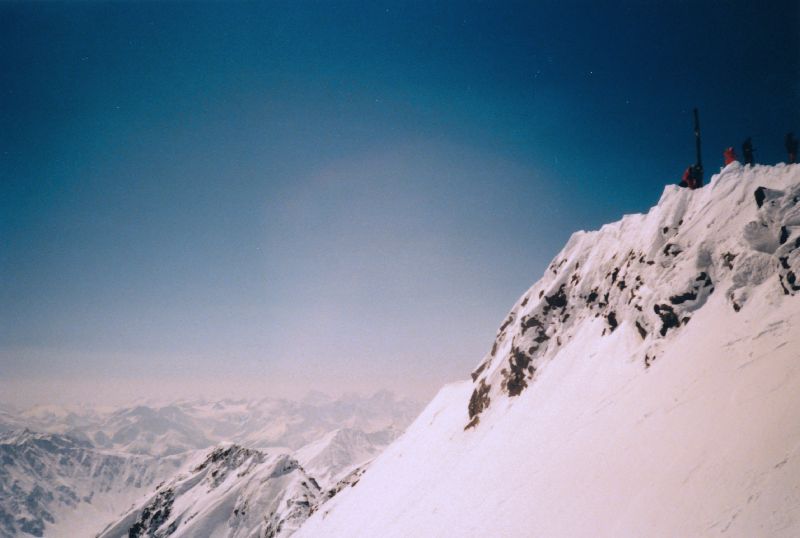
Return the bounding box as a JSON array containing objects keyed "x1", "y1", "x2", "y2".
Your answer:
[
  {"x1": 466, "y1": 162, "x2": 799, "y2": 428},
  {"x1": 295, "y1": 163, "x2": 800, "y2": 538}
]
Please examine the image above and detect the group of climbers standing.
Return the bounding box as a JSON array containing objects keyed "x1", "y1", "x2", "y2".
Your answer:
[{"x1": 678, "y1": 108, "x2": 798, "y2": 190}]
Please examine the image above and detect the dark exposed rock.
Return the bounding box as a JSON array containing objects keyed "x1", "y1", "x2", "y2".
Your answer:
[
  {"x1": 696, "y1": 272, "x2": 712, "y2": 286},
  {"x1": 465, "y1": 380, "x2": 491, "y2": 430},
  {"x1": 669, "y1": 273, "x2": 712, "y2": 304},
  {"x1": 520, "y1": 315, "x2": 543, "y2": 335},
  {"x1": 324, "y1": 466, "x2": 366, "y2": 502},
  {"x1": 754, "y1": 186, "x2": 766, "y2": 208},
  {"x1": 471, "y1": 360, "x2": 489, "y2": 382},
  {"x1": 669, "y1": 291, "x2": 697, "y2": 305},
  {"x1": 779, "y1": 275, "x2": 791, "y2": 295},
  {"x1": 606, "y1": 312, "x2": 618, "y2": 333},
  {"x1": 653, "y1": 304, "x2": 681, "y2": 336},
  {"x1": 127, "y1": 488, "x2": 175, "y2": 538},
  {"x1": 501, "y1": 349, "x2": 534, "y2": 397},
  {"x1": 544, "y1": 285, "x2": 568, "y2": 309},
  {"x1": 18, "y1": 518, "x2": 46, "y2": 537},
  {"x1": 635, "y1": 321, "x2": 647, "y2": 339},
  {"x1": 780, "y1": 226, "x2": 789, "y2": 244},
  {"x1": 498, "y1": 314, "x2": 515, "y2": 333},
  {"x1": 788, "y1": 271, "x2": 800, "y2": 291},
  {"x1": 586, "y1": 289, "x2": 599, "y2": 304},
  {"x1": 722, "y1": 252, "x2": 737, "y2": 269}
]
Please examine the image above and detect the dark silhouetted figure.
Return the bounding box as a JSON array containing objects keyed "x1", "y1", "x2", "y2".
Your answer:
[
  {"x1": 679, "y1": 166, "x2": 691, "y2": 188},
  {"x1": 723, "y1": 147, "x2": 737, "y2": 165},
  {"x1": 786, "y1": 133, "x2": 798, "y2": 164},
  {"x1": 679, "y1": 164, "x2": 701, "y2": 189},
  {"x1": 742, "y1": 137, "x2": 754, "y2": 166}
]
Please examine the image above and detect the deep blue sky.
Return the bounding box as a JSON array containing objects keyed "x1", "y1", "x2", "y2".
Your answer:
[{"x1": 1, "y1": 1, "x2": 798, "y2": 405}]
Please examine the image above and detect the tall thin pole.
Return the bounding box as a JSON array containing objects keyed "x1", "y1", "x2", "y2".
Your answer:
[{"x1": 693, "y1": 108, "x2": 703, "y2": 185}]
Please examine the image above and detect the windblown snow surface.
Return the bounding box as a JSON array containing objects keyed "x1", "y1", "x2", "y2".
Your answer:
[{"x1": 296, "y1": 163, "x2": 800, "y2": 538}]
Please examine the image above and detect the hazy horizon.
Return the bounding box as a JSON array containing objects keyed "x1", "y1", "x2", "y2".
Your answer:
[{"x1": 0, "y1": 382, "x2": 419, "y2": 410}]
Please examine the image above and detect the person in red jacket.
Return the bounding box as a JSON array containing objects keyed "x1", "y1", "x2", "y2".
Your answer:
[
  {"x1": 723, "y1": 147, "x2": 737, "y2": 165},
  {"x1": 679, "y1": 166, "x2": 692, "y2": 188}
]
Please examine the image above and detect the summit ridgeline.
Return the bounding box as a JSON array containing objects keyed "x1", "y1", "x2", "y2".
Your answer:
[{"x1": 466, "y1": 162, "x2": 800, "y2": 429}]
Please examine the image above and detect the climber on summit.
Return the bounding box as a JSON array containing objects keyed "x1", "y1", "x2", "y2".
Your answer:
[
  {"x1": 677, "y1": 108, "x2": 704, "y2": 190},
  {"x1": 742, "y1": 138, "x2": 754, "y2": 166},
  {"x1": 679, "y1": 165, "x2": 701, "y2": 190},
  {"x1": 786, "y1": 132, "x2": 798, "y2": 164},
  {"x1": 679, "y1": 166, "x2": 692, "y2": 188},
  {"x1": 723, "y1": 147, "x2": 738, "y2": 166}
]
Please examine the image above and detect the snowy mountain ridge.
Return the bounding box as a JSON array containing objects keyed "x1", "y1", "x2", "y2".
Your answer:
[
  {"x1": 296, "y1": 162, "x2": 800, "y2": 537},
  {"x1": 466, "y1": 162, "x2": 799, "y2": 429},
  {"x1": 97, "y1": 427, "x2": 396, "y2": 538},
  {"x1": 0, "y1": 392, "x2": 419, "y2": 457},
  {"x1": 97, "y1": 445, "x2": 320, "y2": 538},
  {"x1": 0, "y1": 429, "x2": 184, "y2": 538}
]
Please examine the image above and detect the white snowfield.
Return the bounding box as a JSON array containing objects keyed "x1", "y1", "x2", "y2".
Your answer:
[{"x1": 296, "y1": 163, "x2": 800, "y2": 538}]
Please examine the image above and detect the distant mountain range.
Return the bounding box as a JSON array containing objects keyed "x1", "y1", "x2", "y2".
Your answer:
[{"x1": 0, "y1": 392, "x2": 419, "y2": 537}]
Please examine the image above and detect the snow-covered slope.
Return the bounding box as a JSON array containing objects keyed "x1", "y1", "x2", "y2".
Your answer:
[
  {"x1": 0, "y1": 430, "x2": 184, "y2": 538},
  {"x1": 296, "y1": 163, "x2": 800, "y2": 537},
  {"x1": 95, "y1": 424, "x2": 398, "y2": 537},
  {"x1": 294, "y1": 428, "x2": 391, "y2": 490},
  {"x1": 97, "y1": 445, "x2": 320, "y2": 538},
  {"x1": 95, "y1": 422, "x2": 394, "y2": 538}
]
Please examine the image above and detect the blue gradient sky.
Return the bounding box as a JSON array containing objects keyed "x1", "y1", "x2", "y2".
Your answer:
[{"x1": 2, "y1": 1, "x2": 798, "y2": 405}]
